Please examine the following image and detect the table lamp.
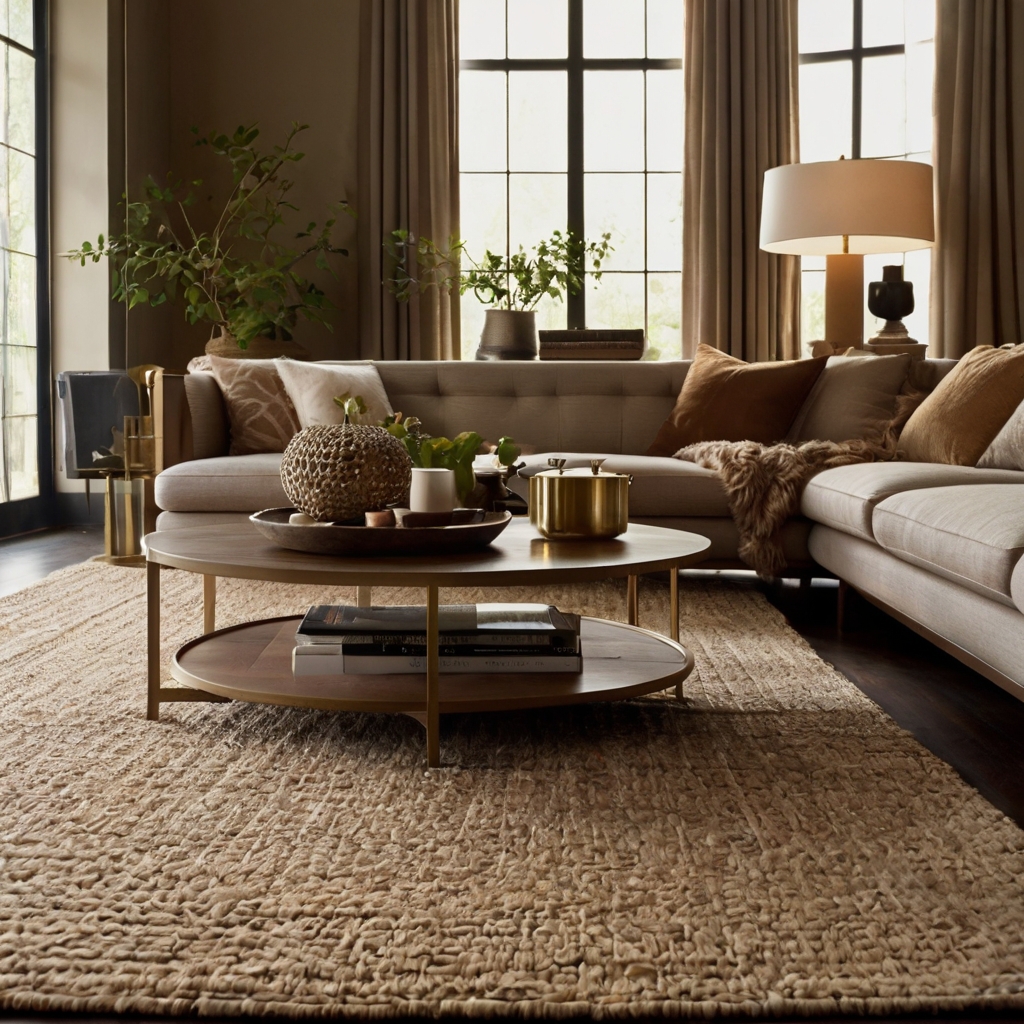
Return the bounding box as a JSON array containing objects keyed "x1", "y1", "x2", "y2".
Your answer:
[{"x1": 759, "y1": 158, "x2": 934, "y2": 352}]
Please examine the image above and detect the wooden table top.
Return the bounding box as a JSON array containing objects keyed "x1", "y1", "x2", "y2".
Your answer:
[{"x1": 144, "y1": 518, "x2": 710, "y2": 587}]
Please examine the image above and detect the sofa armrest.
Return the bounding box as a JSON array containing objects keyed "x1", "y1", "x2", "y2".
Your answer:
[
  {"x1": 183, "y1": 371, "x2": 230, "y2": 460},
  {"x1": 161, "y1": 374, "x2": 193, "y2": 469}
]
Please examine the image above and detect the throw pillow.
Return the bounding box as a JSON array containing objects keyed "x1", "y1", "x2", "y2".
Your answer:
[
  {"x1": 208, "y1": 355, "x2": 300, "y2": 456},
  {"x1": 646, "y1": 343, "x2": 828, "y2": 457},
  {"x1": 787, "y1": 352, "x2": 912, "y2": 443},
  {"x1": 275, "y1": 360, "x2": 393, "y2": 428},
  {"x1": 977, "y1": 398, "x2": 1024, "y2": 470},
  {"x1": 897, "y1": 344, "x2": 1024, "y2": 465}
]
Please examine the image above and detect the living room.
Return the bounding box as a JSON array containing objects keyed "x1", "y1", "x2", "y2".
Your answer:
[{"x1": 2, "y1": 0, "x2": 1024, "y2": 1019}]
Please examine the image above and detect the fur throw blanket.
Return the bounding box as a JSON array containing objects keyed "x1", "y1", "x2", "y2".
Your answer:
[{"x1": 675, "y1": 438, "x2": 891, "y2": 577}]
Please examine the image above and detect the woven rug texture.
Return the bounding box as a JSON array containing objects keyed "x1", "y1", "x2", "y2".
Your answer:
[{"x1": 1, "y1": 562, "x2": 1023, "y2": 1020}]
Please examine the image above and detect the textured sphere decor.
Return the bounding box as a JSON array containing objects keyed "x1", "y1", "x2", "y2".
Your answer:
[{"x1": 280, "y1": 424, "x2": 412, "y2": 522}]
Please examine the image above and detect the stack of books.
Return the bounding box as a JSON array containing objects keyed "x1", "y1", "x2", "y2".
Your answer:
[
  {"x1": 292, "y1": 603, "x2": 582, "y2": 675},
  {"x1": 538, "y1": 329, "x2": 645, "y2": 360}
]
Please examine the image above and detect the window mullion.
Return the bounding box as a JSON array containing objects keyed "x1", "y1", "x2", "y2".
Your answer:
[
  {"x1": 852, "y1": 0, "x2": 863, "y2": 158},
  {"x1": 566, "y1": 0, "x2": 585, "y2": 330}
]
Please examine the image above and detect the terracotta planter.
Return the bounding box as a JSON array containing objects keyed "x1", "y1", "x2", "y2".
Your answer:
[
  {"x1": 205, "y1": 330, "x2": 310, "y2": 361},
  {"x1": 475, "y1": 310, "x2": 538, "y2": 361}
]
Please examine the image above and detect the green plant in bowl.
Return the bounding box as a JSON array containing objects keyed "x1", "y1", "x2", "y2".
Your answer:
[{"x1": 382, "y1": 413, "x2": 520, "y2": 506}]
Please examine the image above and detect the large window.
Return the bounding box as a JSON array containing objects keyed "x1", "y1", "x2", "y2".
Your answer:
[
  {"x1": 798, "y1": 0, "x2": 935, "y2": 350},
  {"x1": 459, "y1": 0, "x2": 683, "y2": 359},
  {"x1": 1, "y1": 0, "x2": 40, "y2": 510}
]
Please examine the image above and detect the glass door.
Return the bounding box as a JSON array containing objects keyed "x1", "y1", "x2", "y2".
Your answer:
[{"x1": 0, "y1": 0, "x2": 51, "y2": 537}]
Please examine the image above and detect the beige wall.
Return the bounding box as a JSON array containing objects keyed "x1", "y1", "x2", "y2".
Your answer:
[
  {"x1": 49, "y1": 0, "x2": 363, "y2": 496},
  {"x1": 125, "y1": 0, "x2": 362, "y2": 370},
  {"x1": 50, "y1": 0, "x2": 110, "y2": 493}
]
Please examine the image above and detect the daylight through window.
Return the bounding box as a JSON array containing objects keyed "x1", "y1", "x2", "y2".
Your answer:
[
  {"x1": 459, "y1": 0, "x2": 683, "y2": 360},
  {"x1": 0, "y1": 0, "x2": 37, "y2": 503},
  {"x1": 798, "y1": 0, "x2": 935, "y2": 351}
]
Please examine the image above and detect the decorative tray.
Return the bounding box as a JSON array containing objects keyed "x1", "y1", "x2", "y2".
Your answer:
[{"x1": 250, "y1": 507, "x2": 513, "y2": 556}]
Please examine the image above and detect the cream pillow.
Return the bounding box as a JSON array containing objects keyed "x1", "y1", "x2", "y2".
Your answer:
[
  {"x1": 787, "y1": 353, "x2": 912, "y2": 443},
  {"x1": 275, "y1": 360, "x2": 394, "y2": 428},
  {"x1": 978, "y1": 399, "x2": 1024, "y2": 470}
]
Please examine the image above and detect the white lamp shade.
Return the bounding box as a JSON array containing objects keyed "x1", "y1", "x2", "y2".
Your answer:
[{"x1": 759, "y1": 159, "x2": 935, "y2": 256}]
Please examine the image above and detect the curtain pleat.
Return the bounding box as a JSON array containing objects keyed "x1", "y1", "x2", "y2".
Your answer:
[
  {"x1": 931, "y1": 0, "x2": 1024, "y2": 357},
  {"x1": 682, "y1": 0, "x2": 800, "y2": 362},
  {"x1": 357, "y1": 0, "x2": 460, "y2": 361}
]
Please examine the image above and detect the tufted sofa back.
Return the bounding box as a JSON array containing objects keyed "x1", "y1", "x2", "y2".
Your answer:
[
  {"x1": 180, "y1": 356, "x2": 959, "y2": 463},
  {"x1": 373, "y1": 360, "x2": 691, "y2": 455}
]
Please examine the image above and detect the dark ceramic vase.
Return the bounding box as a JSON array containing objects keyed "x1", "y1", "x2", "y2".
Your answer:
[{"x1": 868, "y1": 265, "x2": 915, "y2": 322}]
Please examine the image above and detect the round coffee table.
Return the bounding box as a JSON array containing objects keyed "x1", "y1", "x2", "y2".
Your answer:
[{"x1": 143, "y1": 519, "x2": 710, "y2": 767}]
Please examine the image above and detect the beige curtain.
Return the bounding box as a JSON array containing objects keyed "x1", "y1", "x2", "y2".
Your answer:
[
  {"x1": 931, "y1": 0, "x2": 1024, "y2": 358},
  {"x1": 357, "y1": 0, "x2": 460, "y2": 361},
  {"x1": 681, "y1": 0, "x2": 801, "y2": 362}
]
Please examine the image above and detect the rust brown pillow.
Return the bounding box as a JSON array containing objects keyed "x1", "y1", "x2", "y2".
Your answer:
[
  {"x1": 208, "y1": 355, "x2": 301, "y2": 456},
  {"x1": 897, "y1": 344, "x2": 1024, "y2": 465},
  {"x1": 646, "y1": 344, "x2": 829, "y2": 456}
]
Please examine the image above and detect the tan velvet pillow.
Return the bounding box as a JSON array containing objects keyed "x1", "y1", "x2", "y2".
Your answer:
[
  {"x1": 976, "y1": 397, "x2": 1024, "y2": 470},
  {"x1": 897, "y1": 344, "x2": 1024, "y2": 466},
  {"x1": 208, "y1": 355, "x2": 301, "y2": 456},
  {"x1": 646, "y1": 344, "x2": 828, "y2": 456}
]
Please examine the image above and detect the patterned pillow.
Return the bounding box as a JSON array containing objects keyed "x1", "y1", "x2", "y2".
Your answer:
[{"x1": 208, "y1": 355, "x2": 300, "y2": 456}]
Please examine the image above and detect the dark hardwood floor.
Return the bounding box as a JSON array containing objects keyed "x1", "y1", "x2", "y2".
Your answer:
[
  {"x1": 1, "y1": 529, "x2": 1023, "y2": 1024},
  {"x1": 0, "y1": 525, "x2": 104, "y2": 598}
]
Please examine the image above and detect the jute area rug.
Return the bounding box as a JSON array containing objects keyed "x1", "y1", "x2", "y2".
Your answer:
[{"x1": 2, "y1": 562, "x2": 1024, "y2": 1021}]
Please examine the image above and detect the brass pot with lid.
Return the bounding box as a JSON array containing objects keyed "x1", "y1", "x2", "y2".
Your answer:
[{"x1": 529, "y1": 459, "x2": 632, "y2": 540}]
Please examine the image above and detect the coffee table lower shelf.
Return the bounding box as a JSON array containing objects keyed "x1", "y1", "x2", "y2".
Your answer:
[{"x1": 170, "y1": 616, "x2": 694, "y2": 744}]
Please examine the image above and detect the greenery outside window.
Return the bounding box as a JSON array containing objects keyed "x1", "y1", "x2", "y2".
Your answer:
[
  {"x1": 459, "y1": 0, "x2": 683, "y2": 360},
  {"x1": 798, "y1": 0, "x2": 935, "y2": 351}
]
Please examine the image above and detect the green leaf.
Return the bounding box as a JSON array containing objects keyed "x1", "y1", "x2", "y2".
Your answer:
[{"x1": 128, "y1": 287, "x2": 149, "y2": 309}]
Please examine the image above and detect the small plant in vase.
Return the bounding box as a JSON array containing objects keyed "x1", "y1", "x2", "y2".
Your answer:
[
  {"x1": 66, "y1": 122, "x2": 350, "y2": 359},
  {"x1": 382, "y1": 412, "x2": 521, "y2": 508},
  {"x1": 384, "y1": 229, "x2": 612, "y2": 359}
]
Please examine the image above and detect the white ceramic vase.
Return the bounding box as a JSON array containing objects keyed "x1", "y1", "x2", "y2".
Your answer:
[{"x1": 409, "y1": 467, "x2": 458, "y2": 513}]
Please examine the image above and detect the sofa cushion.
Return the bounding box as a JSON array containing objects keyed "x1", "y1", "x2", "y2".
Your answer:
[
  {"x1": 208, "y1": 355, "x2": 300, "y2": 456},
  {"x1": 1012, "y1": 555, "x2": 1024, "y2": 615},
  {"x1": 155, "y1": 454, "x2": 288, "y2": 513},
  {"x1": 646, "y1": 344, "x2": 828, "y2": 456},
  {"x1": 275, "y1": 359, "x2": 393, "y2": 427},
  {"x1": 508, "y1": 453, "x2": 731, "y2": 517},
  {"x1": 872, "y1": 485, "x2": 1024, "y2": 607},
  {"x1": 787, "y1": 352, "x2": 911, "y2": 443},
  {"x1": 897, "y1": 344, "x2": 1024, "y2": 465},
  {"x1": 800, "y1": 462, "x2": 1024, "y2": 542},
  {"x1": 978, "y1": 397, "x2": 1024, "y2": 471}
]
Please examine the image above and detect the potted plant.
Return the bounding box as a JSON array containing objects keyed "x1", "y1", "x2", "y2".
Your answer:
[
  {"x1": 381, "y1": 411, "x2": 521, "y2": 507},
  {"x1": 384, "y1": 229, "x2": 612, "y2": 359},
  {"x1": 66, "y1": 123, "x2": 349, "y2": 359}
]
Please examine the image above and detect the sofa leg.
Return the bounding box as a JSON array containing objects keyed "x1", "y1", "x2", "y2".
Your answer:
[{"x1": 837, "y1": 580, "x2": 849, "y2": 632}]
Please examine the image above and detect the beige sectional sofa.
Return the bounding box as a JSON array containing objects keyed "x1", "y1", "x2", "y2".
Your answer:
[{"x1": 155, "y1": 358, "x2": 1024, "y2": 698}]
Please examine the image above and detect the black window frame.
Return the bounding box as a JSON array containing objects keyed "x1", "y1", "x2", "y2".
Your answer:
[
  {"x1": 0, "y1": 0, "x2": 53, "y2": 539},
  {"x1": 459, "y1": 0, "x2": 681, "y2": 330},
  {"x1": 797, "y1": 0, "x2": 905, "y2": 160}
]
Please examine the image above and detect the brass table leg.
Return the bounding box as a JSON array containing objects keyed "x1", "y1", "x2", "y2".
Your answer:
[
  {"x1": 356, "y1": 585, "x2": 372, "y2": 607},
  {"x1": 426, "y1": 584, "x2": 440, "y2": 768},
  {"x1": 627, "y1": 574, "x2": 639, "y2": 625},
  {"x1": 203, "y1": 575, "x2": 216, "y2": 634},
  {"x1": 670, "y1": 566, "x2": 683, "y2": 700},
  {"x1": 147, "y1": 561, "x2": 161, "y2": 721}
]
